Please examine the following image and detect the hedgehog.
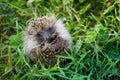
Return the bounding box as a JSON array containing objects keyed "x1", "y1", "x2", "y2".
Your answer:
[{"x1": 23, "y1": 15, "x2": 72, "y2": 67}]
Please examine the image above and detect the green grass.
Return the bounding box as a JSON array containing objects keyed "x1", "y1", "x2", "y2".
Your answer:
[{"x1": 0, "y1": 0, "x2": 120, "y2": 80}]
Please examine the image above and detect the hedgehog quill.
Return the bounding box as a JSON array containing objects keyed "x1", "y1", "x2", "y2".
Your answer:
[{"x1": 24, "y1": 15, "x2": 72, "y2": 67}]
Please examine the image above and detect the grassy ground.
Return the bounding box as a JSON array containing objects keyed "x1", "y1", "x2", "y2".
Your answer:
[{"x1": 0, "y1": 0, "x2": 120, "y2": 80}]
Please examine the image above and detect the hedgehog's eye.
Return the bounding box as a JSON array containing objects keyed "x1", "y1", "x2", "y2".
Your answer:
[
  {"x1": 48, "y1": 27, "x2": 54, "y2": 34},
  {"x1": 37, "y1": 31, "x2": 43, "y2": 35},
  {"x1": 48, "y1": 27, "x2": 52, "y2": 30}
]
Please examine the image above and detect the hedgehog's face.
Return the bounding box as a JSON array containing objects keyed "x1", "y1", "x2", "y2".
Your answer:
[
  {"x1": 26, "y1": 16, "x2": 57, "y2": 43},
  {"x1": 37, "y1": 27, "x2": 57, "y2": 43}
]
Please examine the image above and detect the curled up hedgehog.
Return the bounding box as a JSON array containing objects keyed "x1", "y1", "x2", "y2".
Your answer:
[{"x1": 23, "y1": 15, "x2": 72, "y2": 67}]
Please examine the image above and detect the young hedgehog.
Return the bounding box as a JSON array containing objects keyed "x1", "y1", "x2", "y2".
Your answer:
[{"x1": 24, "y1": 15, "x2": 72, "y2": 67}]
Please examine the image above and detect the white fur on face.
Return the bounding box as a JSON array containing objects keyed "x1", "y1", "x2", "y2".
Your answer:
[
  {"x1": 23, "y1": 34, "x2": 39, "y2": 54},
  {"x1": 55, "y1": 19, "x2": 73, "y2": 45}
]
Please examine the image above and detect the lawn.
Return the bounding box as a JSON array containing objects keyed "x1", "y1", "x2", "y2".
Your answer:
[{"x1": 0, "y1": 0, "x2": 120, "y2": 80}]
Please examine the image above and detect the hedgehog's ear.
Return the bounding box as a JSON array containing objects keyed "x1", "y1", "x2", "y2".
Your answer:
[
  {"x1": 54, "y1": 19, "x2": 65, "y2": 28},
  {"x1": 48, "y1": 14, "x2": 56, "y2": 22},
  {"x1": 26, "y1": 27, "x2": 34, "y2": 35}
]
